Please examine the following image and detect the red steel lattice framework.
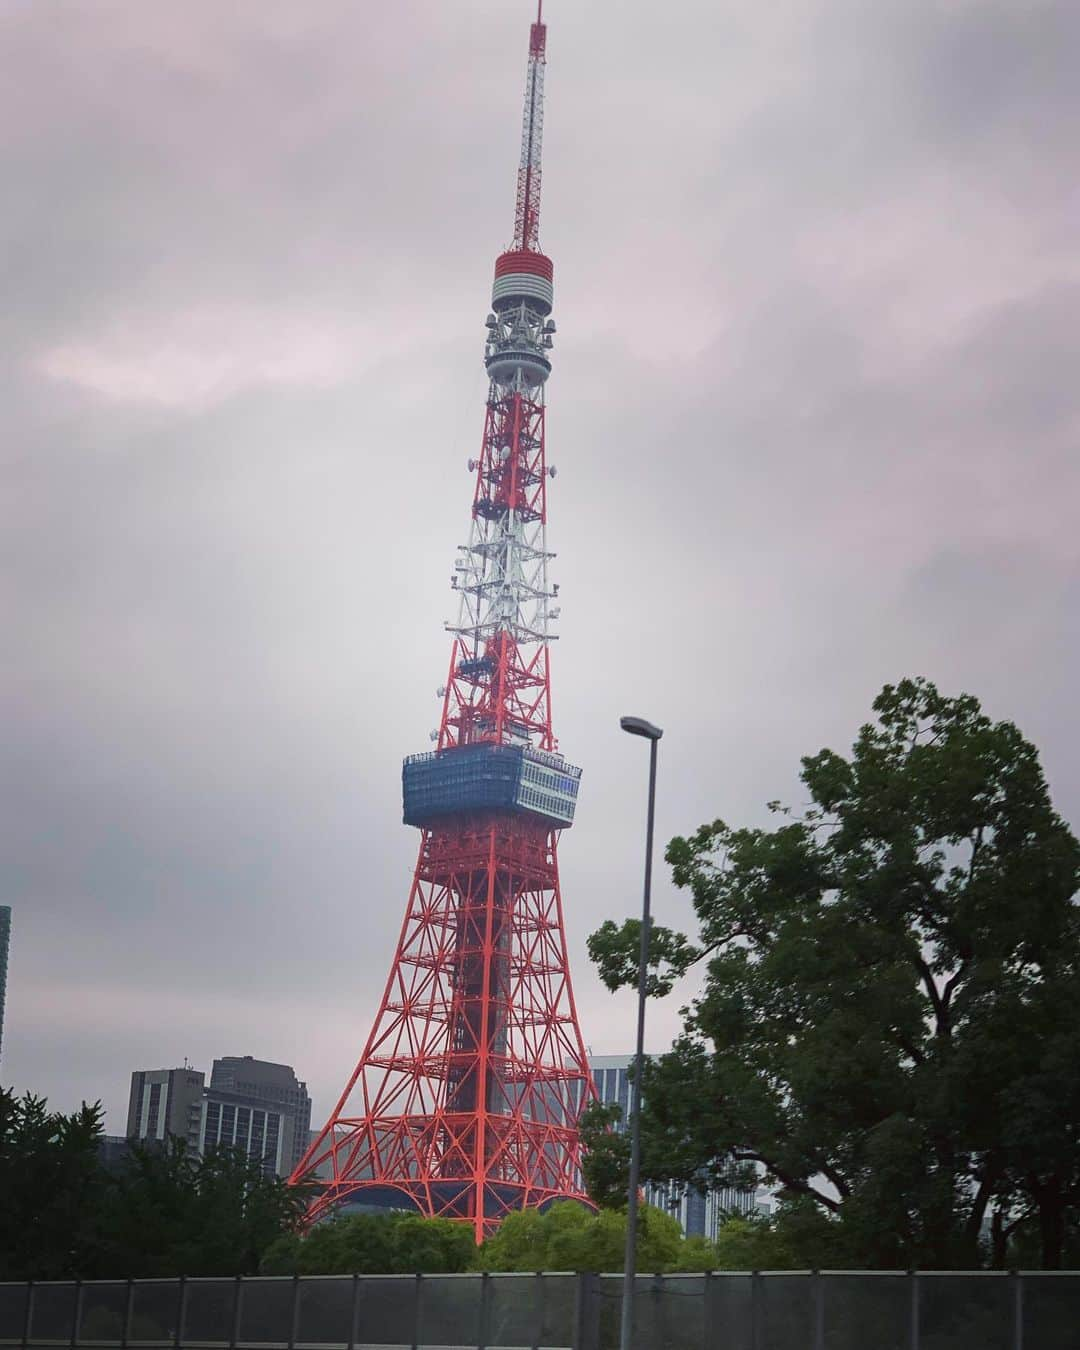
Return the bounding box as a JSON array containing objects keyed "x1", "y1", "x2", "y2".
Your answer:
[{"x1": 290, "y1": 3, "x2": 595, "y2": 1242}]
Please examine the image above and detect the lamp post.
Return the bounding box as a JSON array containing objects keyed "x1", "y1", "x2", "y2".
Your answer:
[{"x1": 618, "y1": 715, "x2": 663, "y2": 1350}]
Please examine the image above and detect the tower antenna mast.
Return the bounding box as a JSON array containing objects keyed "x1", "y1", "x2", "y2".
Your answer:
[{"x1": 515, "y1": 0, "x2": 547, "y2": 251}]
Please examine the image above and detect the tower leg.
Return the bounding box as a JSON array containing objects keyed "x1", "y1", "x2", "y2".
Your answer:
[{"x1": 291, "y1": 819, "x2": 594, "y2": 1241}]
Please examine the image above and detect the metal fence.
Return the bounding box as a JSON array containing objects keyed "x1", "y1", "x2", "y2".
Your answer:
[{"x1": 1, "y1": 1270, "x2": 1078, "y2": 1350}]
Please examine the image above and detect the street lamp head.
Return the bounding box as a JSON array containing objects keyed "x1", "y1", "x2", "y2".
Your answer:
[{"x1": 620, "y1": 715, "x2": 663, "y2": 741}]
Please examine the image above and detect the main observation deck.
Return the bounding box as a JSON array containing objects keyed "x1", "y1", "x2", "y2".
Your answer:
[{"x1": 402, "y1": 744, "x2": 581, "y2": 829}]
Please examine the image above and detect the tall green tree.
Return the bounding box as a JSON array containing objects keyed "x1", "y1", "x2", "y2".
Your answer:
[
  {"x1": 588, "y1": 679, "x2": 1080, "y2": 1267},
  {"x1": 0, "y1": 1088, "x2": 305, "y2": 1278},
  {"x1": 0, "y1": 1089, "x2": 105, "y2": 1278}
]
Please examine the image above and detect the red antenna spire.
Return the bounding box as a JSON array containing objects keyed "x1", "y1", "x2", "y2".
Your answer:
[{"x1": 514, "y1": 1, "x2": 548, "y2": 251}]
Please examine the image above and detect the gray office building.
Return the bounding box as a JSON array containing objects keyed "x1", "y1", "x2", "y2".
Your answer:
[
  {"x1": 0, "y1": 906, "x2": 9, "y2": 1066},
  {"x1": 588, "y1": 1054, "x2": 757, "y2": 1238},
  {"x1": 126, "y1": 1056, "x2": 312, "y2": 1180},
  {"x1": 126, "y1": 1067, "x2": 206, "y2": 1150},
  {"x1": 202, "y1": 1056, "x2": 312, "y2": 1178}
]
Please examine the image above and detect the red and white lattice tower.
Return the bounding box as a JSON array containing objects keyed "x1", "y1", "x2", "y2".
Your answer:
[{"x1": 291, "y1": 3, "x2": 594, "y2": 1242}]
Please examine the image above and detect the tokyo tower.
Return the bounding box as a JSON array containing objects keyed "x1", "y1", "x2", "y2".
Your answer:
[{"x1": 291, "y1": 3, "x2": 594, "y2": 1241}]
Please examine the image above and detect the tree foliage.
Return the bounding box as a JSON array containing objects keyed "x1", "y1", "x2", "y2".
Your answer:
[
  {"x1": 578, "y1": 1101, "x2": 631, "y2": 1211},
  {"x1": 0, "y1": 1090, "x2": 106, "y2": 1279},
  {"x1": 473, "y1": 1200, "x2": 829, "y2": 1273},
  {"x1": 579, "y1": 1099, "x2": 756, "y2": 1220},
  {"x1": 1, "y1": 1080, "x2": 858, "y2": 1275},
  {"x1": 99, "y1": 1138, "x2": 306, "y2": 1276},
  {"x1": 260, "y1": 1211, "x2": 474, "y2": 1275},
  {"x1": 475, "y1": 1201, "x2": 690, "y2": 1272},
  {"x1": 0, "y1": 1087, "x2": 304, "y2": 1278},
  {"x1": 587, "y1": 679, "x2": 1080, "y2": 1268}
]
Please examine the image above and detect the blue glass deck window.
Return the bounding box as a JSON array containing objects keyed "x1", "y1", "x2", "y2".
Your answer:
[{"x1": 402, "y1": 744, "x2": 581, "y2": 828}]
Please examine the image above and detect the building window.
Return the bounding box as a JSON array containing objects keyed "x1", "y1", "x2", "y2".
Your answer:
[
  {"x1": 265, "y1": 1114, "x2": 281, "y2": 1173},
  {"x1": 147, "y1": 1083, "x2": 162, "y2": 1139}
]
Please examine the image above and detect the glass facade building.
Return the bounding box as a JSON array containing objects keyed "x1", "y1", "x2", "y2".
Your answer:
[
  {"x1": 201, "y1": 1096, "x2": 283, "y2": 1175},
  {"x1": 204, "y1": 1056, "x2": 312, "y2": 1177}
]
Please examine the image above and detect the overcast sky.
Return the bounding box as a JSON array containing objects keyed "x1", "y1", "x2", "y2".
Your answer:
[{"x1": 3, "y1": 0, "x2": 1079, "y2": 1133}]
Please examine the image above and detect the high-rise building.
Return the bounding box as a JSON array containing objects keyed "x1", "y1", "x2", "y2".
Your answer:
[
  {"x1": 126, "y1": 1067, "x2": 205, "y2": 1151},
  {"x1": 588, "y1": 1055, "x2": 758, "y2": 1238},
  {"x1": 0, "y1": 906, "x2": 10, "y2": 1066},
  {"x1": 125, "y1": 1056, "x2": 311, "y2": 1180},
  {"x1": 203, "y1": 1056, "x2": 312, "y2": 1177}
]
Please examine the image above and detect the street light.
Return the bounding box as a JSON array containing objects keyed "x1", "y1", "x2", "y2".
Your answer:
[{"x1": 618, "y1": 714, "x2": 663, "y2": 1350}]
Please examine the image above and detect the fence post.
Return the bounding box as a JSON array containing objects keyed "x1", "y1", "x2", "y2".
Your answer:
[
  {"x1": 174, "y1": 1277, "x2": 187, "y2": 1350},
  {"x1": 652, "y1": 1274, "x2": 665, "y2": 1350},
  {"x1": 230, "y1": 1278, "x2": 243, "y2": 1350},
  {"x1": 288, "y1": 1277, "x2": 300, "y2": 1350},
  {"x1": 477, "y1": 1271, "x2": 492, "y2": 1350},
  {"x1": 909, "y1": 1273, "x2": 920, "y2": 1350},
  {"x1": 531, "y1": 1272, "x2": 543, "y2": 1350},
  {"x1": 411, "y1": 1273, "x2": 423, "y2": 1350},
  {"x1": 21, "y1": 1282, "x2": 35, "y2": 1350},
  {"x1": 71, "y1": 1280, "x2": 83, "y2": 1350},
  {"x1": 750, "y1": 1272, "x2": 761, "y2": 1350},
  {"x1": 1012, "y1": 1272, "x2": 1023, "y2": 1350},
  {"x1": 122, "y1": 1279, "x2": 135, "y2": 1350},
  {"x1": 813, "y1": 1272, "x2": 824, "y2": 1350},
  {"x1": 348, "y1": 1275, "x2": 360, "y2": 1350},
  {"x1": 702, "y1": 1272, "x2": 714, "y2": 1350},
  {"x1": 572, "y1": 1273, "x2": 598, "y2": 1350}
]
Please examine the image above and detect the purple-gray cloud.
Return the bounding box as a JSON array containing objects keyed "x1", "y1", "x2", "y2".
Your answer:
[{"x1": 2, "y1": 0, "x2": 1078, "y2": 1129}]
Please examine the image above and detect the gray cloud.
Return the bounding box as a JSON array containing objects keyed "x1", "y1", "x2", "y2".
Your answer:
[{"x1": 2, "y1": 0, "x2": 1078, "y2": 1129}]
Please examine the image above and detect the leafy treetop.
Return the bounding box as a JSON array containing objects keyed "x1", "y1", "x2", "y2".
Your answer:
[{"x1": 587, "y1": 679, "x2": 1080, "y2": 1268}]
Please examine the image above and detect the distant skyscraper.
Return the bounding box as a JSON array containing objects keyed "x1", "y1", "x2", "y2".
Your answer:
[
  {"x1": 203, "y1": 1056, "x2": 312, "y2": 1178},
  {"x1": 126, "y1": 1066, "x2": 205, "y2": 1150},
  {"x1": 588, "y1": 1054, "x2": 757, "y2": 1237},
  {"x1": 0, "y1": 906, "x2": 10, "y2": 1066}
]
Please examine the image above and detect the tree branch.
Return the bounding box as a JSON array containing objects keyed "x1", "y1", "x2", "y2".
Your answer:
[
  {"x1": 731, "y1": 1149, "x2": 842, "y2": 1214},
  {"x1": 967, "y1": 826, "x2": 984, "y2": 888},
  {"x1": 695, "y1": 928, "x2": 750, "y2": 964},
  {"x1": 815, "y1": 1158, "x2": 853, "y2": 1200},
  {"x1": 911, "y1": 950, "x2": 947, "y2": 1036},
  {"x1": 964, "y1": 1159, "x2": 1000, "y2": 1242},
  {"x1": 892, "y1": 1028, "x2": 926, "y2": 1065},
  {"x1": 941, "y1": 961, "x2": 968, "y2": 1012}
]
